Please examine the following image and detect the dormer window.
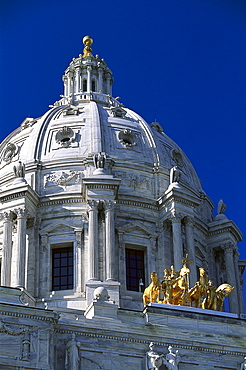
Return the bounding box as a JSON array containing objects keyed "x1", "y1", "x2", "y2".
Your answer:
[{"x1": 118, "y1": 129, "x2": 137, "y2": 148}]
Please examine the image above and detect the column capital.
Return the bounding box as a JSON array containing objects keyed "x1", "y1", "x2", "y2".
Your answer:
[
  {"x1": 1, "y1": 211, "x2": 12, "y2": 222},
  {"x1": 87, "y1": 65, "x2": 92, "y2": 71},
  {"x1": 104, "y1": 200, "x2": 116, "y2": 212},
  {"x1": 184, "y1": 216, "x2": 194, "y2": 227},
  {"x1": 170, "y1": 211, "x2": 182, "y2": 223},
  {"x1": 222, "y1": 242, "x2": 236, "y2": 255},
  {"x1": 15, "y1": 208, "x2": 27, "y2": 218},
  {"x1": 87, "y1": 199, "x2": 99, "y2": 211}
]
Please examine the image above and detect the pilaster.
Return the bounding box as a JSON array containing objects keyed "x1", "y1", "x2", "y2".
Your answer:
[
  {"x1": 184, "y1": 216, "x2": 197, "y2": 286},
  {"x1": 0, "y1": 212, "x2": 13, "y2": 286},
  {"x1": 222, "y1": 243, "x2": 239, "y2": 314},
  {"x1": 104, "y1": 200, "x2": 116, "y2": 281},
  {"x1": 170, "y1": 211, "x2": 183, "y2": 271},
  {"x1": 87, "y1": 200, "x2": 99, "y2": 280}
]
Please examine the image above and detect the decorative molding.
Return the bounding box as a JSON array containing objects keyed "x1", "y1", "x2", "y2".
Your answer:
[
  {"x1": 39, "y1": 198, "x2": 83, "y2": 207},
  {"x1": 117, "y1": 199, "x2": 157, "y2": 210},
  {"x1": 54, "y1": 329, "x2": 244, "y2": 357},
  {"x1": 44, "y1": 171, "x2": 81, "y2": 187},
  {"x1": 2, "y1": 142, "x2": 18, "y2": 163},
  {"x1": 0, "y1": 191, "x2": 27, "y2": 203},
  {"x1": 0, "y1": 310, "x2": 59, "y2": 324},
  {"x1": 113, "y1": 171, "x2": 151, "y2": 191},
  {"x1": 0, "y1": 321, "x2": 26, "y2": 335}
]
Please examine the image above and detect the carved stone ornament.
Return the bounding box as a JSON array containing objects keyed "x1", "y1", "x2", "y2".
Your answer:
[
  {"x1": 146, "y1": 342, "x2": 181, "y2": 370},
  {"x1": 171, "y1": 148, "x2": 184, "y2": 167},
  {"x1": 118, "y1": 129, "x2": 137, "y2": 147},
  {"x1": 44, "y1": 171, "x2": 81, "y2": 187},
  {"x1": 113, "y1": 171, "x2": 150, "y2": 190},
  {"x1": 3, "y1": 142, "x2": 18, "y2": 162},
  {"x1": 0, "y1": 321, "x2": 26, "y2": 335},
  {"x1": 55, "y1": 126, "x2": 75, "y2": 147},
  {"x1": 150, "y1": 122, "x2": 163, "y2": 133},
  {"x1": 110, "y1": 106, "x2": 127, "y2": 118}
]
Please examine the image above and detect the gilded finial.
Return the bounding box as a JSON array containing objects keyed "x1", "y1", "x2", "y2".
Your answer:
[{"x1": 82, "y1": 35, "x2": 93, "y2": 58}]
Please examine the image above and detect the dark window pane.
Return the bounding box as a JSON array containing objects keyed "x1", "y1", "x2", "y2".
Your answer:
[
  {"x1": 52, "y1": 247, "x2": 74, "y2": 291},
  {"x1": 125, "y1": 249, "x2": 145, "y2": 291}
]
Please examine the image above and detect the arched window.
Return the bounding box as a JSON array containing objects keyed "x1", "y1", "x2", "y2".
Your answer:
[{"x1": 83, "y1": 79, "x2": 87, "y2": 92}]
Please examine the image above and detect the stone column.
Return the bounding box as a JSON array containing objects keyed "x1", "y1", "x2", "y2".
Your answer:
[
  {"x1": 75, "y1": 230, "x2": 82, "y2": 292},
  {"x1": 106, "y1": 73, "x2": 111, "y2": 95},
  {"x1": 233, "y1": 248, "x2": 244, "y2": 314},
  {"x1": 170, "y1": 212, "x2": 183, "y2": 271},
  {"x1": 184, "y1": 216, "x2": 197, "y2": 286},
  {"x1": 87, "y1": 66, "x2": 92, "y2": 93},
  {"x1": 87, "y1": 200, "x2": 99, "y2": 280},
  {"x1": 222, "y1": 243, "x2": 239, "y2": 314},
  {"x1": 75, "y1": 67, "x2": 80, "y2": 93},
  {"x1": 1, "y1": 211, "x2": 13, "y2": 286},
  {"x1": 104, "y1": 200, "x2": 116, "y2": 281},
  {"x1": 15, "y1": 208, "x2": 27, "y2": 287},
  {"x1": 98, "y1": 67, "x2": 103, "y2": 92},
  {"x1": 63, "y1": 76, "x2": 68, "y2": 97}
]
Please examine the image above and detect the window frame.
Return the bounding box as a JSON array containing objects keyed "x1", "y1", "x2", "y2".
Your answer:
[{"x1": 51, "y1": 243, "x2": 74, "y2": 292}]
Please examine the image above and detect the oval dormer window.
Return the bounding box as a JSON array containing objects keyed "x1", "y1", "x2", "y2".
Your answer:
[
  {"x1": 55, "y1": 127, "x2": 75, "y2": 148},
  {"x1": 118, "y1": 129, "x2": 137, "y2": 148}
]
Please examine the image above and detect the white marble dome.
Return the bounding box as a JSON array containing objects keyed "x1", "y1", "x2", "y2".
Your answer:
[{"x1": 0, "y1": 37, "x2": 243, "y2": 315}]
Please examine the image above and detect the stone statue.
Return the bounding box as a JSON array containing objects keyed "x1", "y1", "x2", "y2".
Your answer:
[
  {"x1": 217, "y1": 199, "x2": 226, "y2": 215},
  {"x1": 65, "y1": 333, "x2": 81, "y2": 370},
  {"x1": 146, "y1": 342, "x2": 164, "y2": 370},
  {"x1": 146, "y1": 343, "x2": 181, "y2": 370},
  {"x1": 13, "y1": 161, "x2": 25, "y2": 178},
  {"x1": 170, "y1": 166, "x2": 181, "y2": 184},
  {"x1": 165, "y1": 346, "x2": 181, "y2": 370},
  {"x1": 93, "y1": 152, "x2": 106, "y2": 169},
  {"x1": 240, "y1": 357, "x2": 246, "y2": 370}
]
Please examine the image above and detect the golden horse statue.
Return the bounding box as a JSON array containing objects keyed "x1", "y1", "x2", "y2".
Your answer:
[
  {"x1": 143, "y1": 272, "x2": 161, "y2": 306},
  {"x1": 187, "y1": 267, "x2": 209, "y2": 308}
]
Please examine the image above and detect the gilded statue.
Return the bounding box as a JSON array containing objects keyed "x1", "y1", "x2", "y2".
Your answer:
[
  {"x1": 142, "y1": 255, "x2": 234, "y2": 312},
  {"x1": 143, "y1": 272, "x2": 161, "y2": 306},
  {"x1": 161, "y1": 268, "x2": 180, "y2": 305}
]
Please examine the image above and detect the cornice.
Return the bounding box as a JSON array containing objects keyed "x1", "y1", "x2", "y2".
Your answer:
[
  {"x1": 39, "y1": 198, "x2": 83, "y2": 208},
  {"x1": 54, "y1": 327, "x2": 244, "y2": 357},
  {"x1": 117, "y1": 199, "x2": 158, "y2": 211},
  {"x1": 0, "y1": 306, "x2": 59, "y2": 324},
  {"x1": 208, "y1": 220, "x2": 243, "y2": 242}
]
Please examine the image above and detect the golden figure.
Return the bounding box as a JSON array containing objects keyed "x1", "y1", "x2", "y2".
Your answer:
[
  {"x1": 172, "y1": 260, "x2": 190, "y2": 306},
  {"x1": 202, "y1": 280, "x2": 217, "y2": 310},
  {"x1": 187, "y1": 267, "x2": 209, "y2": 308},
  {"x1": 161, "y1": 269, "x2": 179, "y2": 304},
  {"x1": 143, "y1": 272, "x2": 161, "y2": 306},
  {"x1": 82, "y1": 35, "x2": 93, "y2": 58},
  {"x1": 142, "y1": 256, "x2": 234, "y2": 312},
  {"x1": 216, "y1": 283, "x2": 234, "y2": 311}
]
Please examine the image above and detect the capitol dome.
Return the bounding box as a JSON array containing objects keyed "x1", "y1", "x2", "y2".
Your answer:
[{"x1": 0, "y1": 37, "x2": 243, "y2": 314}]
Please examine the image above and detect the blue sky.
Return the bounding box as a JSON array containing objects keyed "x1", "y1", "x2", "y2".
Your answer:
[{"x1": 1, "y1": 0, "x2": 246, "y2": 306}]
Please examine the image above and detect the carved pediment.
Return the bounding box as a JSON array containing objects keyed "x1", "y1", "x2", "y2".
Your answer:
[
  {"x1": 39, "y1": 222, "x2": 83, "y2": 236},
  {"x1": 117, "y1": 221, "x2": 157, "y2": 238}
]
